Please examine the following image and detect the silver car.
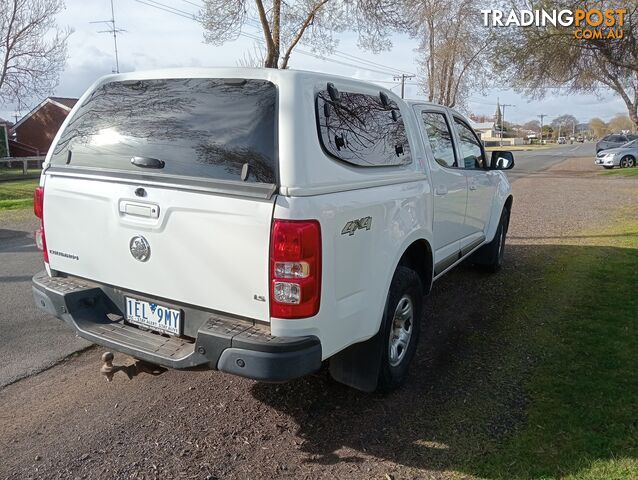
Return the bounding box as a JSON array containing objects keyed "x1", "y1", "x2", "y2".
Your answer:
[
  {"x1": 596, "y1": 133, "x2": 638, "y2": 153},
  {"x1": 595, "y1": 139, "x2": 638, "y2": 169}
]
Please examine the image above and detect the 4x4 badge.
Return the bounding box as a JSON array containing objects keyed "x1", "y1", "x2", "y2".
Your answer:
[
  {"x1": 341, "y1": 216, "x2": 372, "y2": 236},
  {"x1": 129, "y1": 236, "x2": 151, "y2": 262}
]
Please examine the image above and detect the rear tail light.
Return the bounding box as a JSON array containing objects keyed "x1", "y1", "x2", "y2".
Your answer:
[
  {"x1": 34, "y1": 187, "x2": 48, "y2": 263},
  {"x1": 270, "y1": 219, "x2": 321, "y2": 318}
]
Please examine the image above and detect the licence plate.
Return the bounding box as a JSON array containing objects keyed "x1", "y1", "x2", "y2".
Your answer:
[{"x1": 125, "y1": 297, "x2": 181, "y2": 335}]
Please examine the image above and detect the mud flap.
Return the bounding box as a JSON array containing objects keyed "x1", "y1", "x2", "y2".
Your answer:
[{"x1": 328, "y1": 330, "x2": 384, "y2": 392}]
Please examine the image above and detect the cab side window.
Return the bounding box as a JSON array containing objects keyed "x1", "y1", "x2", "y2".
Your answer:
[
  {"x1": 316, "y1": 89, "x2": 412, "y2": 167},
  {"x1": 454, "y1": 118, "x2": 486, "y2": 169},
  {"x1": 421, "y1": 112, "x2": 457, "y2": 168}
]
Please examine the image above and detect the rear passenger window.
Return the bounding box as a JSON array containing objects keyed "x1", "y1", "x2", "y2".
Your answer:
[
  {"x1": 421, "y1": 112, "x2": 457, "y2": 168},
  {"x1": 316, "y1": 88, "x2": 411, "y2": 167},
  {"x1": 454, "y1": 118, "x2": 486, "y2": 169}
]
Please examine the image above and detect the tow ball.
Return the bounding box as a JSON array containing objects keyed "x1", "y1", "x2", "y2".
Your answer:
[
  {"x1": 100, "y1": 352, "x2": 116, "y2": 382},
  {"x1": 99, "y1": 352, "x2": 166, "y2": 381}
]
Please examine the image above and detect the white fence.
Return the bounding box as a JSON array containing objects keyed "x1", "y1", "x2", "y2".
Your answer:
[{"x1": 0, "y1": 156, "x2": 45, "y2": 177}]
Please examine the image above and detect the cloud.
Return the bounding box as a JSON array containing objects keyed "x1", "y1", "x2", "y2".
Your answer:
[{"x1": 0, "y1": 0, "x2": 629, "y2": 126}]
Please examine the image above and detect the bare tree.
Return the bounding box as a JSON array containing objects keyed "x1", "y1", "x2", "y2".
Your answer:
[
  {"x1": 589, "y1": 117, "x2": 608, "y2": 137},
  {"x1": 494, "y1": 0, "x2": 638, "y2": 129},
  {"x1": 414, "y1": 0, "x2": 493, "y2": 108},
  {"x1": 200, "y1": 0, "x2": 412, "y2": 69},
  {"x1": 0, "y1": 0, "x2": 71, "y2": 109}
]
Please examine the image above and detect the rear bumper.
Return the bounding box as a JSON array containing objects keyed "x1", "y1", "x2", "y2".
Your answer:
[{"x1": 32, "y1": 271, "x2": 321, "y2": 382}]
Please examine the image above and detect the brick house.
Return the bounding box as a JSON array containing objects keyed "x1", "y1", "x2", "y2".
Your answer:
[{"x1": 9, "y1": 97, "x2": 78, "y2": 157}]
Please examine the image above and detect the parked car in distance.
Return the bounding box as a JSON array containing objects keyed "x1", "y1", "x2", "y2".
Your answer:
[
  {"x1": 596, "y1": 133, "x2": 638, "y2": 153},
  {"x1": 31, "y1": 68, "x2": 514, "y2": 393},
  {"x1": 558, "y1": 136, "x2": 567, "y2": 144},
  {"x1": 576, "y1": 136, "x2": 584, "y2": 143},
  {"x1": 595, "y1": 139, "x2": 638, "y2": 169}
]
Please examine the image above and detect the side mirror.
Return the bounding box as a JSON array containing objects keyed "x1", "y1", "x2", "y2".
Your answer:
[{"x1": 490, "y1": 151, "x2": 514, "y2": 170}]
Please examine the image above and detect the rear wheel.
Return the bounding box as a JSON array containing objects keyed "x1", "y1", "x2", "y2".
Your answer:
[
  {"x1": 620, "y1": 156, "x2": 635, "y2": 168},
  {"x1": 377, "y1": 266, "x2": 423, "y2": 392}
]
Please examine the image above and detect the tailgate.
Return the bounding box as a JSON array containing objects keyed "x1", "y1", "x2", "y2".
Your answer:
[{"x1": 43, "y1": 174, "x2": 275, "y2": 321}]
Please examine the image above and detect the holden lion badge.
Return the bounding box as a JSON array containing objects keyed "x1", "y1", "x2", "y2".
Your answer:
[{"x1": 129, "y1": 236, "x2": 151, "y2": 262}]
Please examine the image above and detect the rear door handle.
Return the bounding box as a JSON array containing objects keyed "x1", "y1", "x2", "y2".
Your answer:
[
  {"x1": 469, "y1": 183, "x2": 477, "y2": 191},
  {"x1": 434, "y1": 185, "x2": 448, "y2": 196}
]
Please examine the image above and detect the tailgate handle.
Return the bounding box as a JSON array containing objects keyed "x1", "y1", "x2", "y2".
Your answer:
[{"x1": 119, "y1": 201, "x2": 160, "y2": 219}]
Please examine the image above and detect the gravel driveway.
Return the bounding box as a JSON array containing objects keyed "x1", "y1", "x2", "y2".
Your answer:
[{"x1": 0, "y1": 155, "x2": 636, "y2": 480}]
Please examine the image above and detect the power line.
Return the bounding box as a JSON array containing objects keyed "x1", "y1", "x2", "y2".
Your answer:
[
  {"x1": 241, "y1": 14, "x2": 415, "y2": 76},
  {"x1": 133, "y1": 0, "x2": 410, "y2": 78},
  {"x1": 134, "y1": 0, "x2": 198, "y2": 20}
]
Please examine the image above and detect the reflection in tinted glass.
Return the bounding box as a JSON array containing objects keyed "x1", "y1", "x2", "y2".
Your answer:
[
  {"x1": 454, "y1": 119, "x2": 485, "y2": 169},
  {"x1": 51, "y1": 78, "x2": 277, "y2": 184},
  {"x1": 316, "y1": 90, "x2": 411, "y2": 167},
  {"x1": 422, "y1": 112, "x2": 457, "y2": 167}
]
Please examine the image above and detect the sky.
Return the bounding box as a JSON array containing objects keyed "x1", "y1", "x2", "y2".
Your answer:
[{"x1": 0, "y1": 0, "x2": 630, "y2": 126}]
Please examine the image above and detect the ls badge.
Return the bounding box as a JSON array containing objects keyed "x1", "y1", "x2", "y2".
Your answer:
[{"x1": 130, "y1": 236, "x2": 151, "y2": 262}]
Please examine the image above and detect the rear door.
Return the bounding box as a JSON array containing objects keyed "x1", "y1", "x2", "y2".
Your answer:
[{"x1": 43, "y1": 77, "x2": 278, "y2": 322}]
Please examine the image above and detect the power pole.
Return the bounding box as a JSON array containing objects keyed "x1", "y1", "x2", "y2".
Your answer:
[
  {"x1": 393, "y1": 74, "x2": 415, "y2": 99},
  {"x1": 500, "y1": 103, "x2": 515, "y2": 147},
  {"x1": 91, "y1": 0, "x2": 125, "y2": 73},
  {"x1": 538, "y1": 114, "x2": 548, "y2": 144}
]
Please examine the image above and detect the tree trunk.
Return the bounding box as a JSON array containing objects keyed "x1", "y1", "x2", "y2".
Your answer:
[
  {"x1": 254, "y1": 0, "x2": 277, "y2": 68},
  {"x1": 271, "y1": 0, "x2": 281, "y2": 67}
]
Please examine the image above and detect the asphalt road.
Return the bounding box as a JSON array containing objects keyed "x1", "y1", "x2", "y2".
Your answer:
[
  {"x1": 0, "y1": 142, "x2": 596, "y2": 388},
  {"x1": 0, "y1": 214, "x2": 90, "y2": 387},
  {"x1": 505, "y1": 142, "x2": 595, "y2": 180}
]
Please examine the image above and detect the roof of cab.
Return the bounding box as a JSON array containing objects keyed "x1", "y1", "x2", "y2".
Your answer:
[{"x1": 93, "y1": 67, "x2": 397, "y2": 94}]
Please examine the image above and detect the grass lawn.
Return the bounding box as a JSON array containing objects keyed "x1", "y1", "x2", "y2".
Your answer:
[
  {"x1": 470, "y1": 211, "x2": 638, "y2": 479},
  {"x1": 0, "y1": 179, "x2": 38, "y2": 210},
  {"x1": 603, "y1": 168, "x2": 638, "y2": 177}
]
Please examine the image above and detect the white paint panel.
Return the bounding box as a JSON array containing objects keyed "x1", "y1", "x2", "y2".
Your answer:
[{"x1": 43, "y1": 175, "x2": 274, "y2": 321}]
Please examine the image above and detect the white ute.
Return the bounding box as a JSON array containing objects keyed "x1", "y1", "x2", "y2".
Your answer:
[{"x1": 32, "y1": 68, "x2": 514, "y2": 391}]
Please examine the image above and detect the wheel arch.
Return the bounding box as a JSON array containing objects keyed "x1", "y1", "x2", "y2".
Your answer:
[{"x1": 397, "y1": 238, "x2": 434, "y2": 295}]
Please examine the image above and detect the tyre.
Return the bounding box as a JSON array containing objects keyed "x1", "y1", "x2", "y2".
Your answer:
[
  {"x1": 377, "y1": 266, "x2": 423, "y2": 392},
  {"x1": 620, "y1": 156, "x2": 635, "y2": 168},
  {"x1": 471, "y1": 206, "x2": 510, "y2": 273}
]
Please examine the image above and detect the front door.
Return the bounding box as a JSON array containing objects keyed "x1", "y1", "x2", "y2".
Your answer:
[
  {"x1": 417, "y1": 107, "x2": 468, "y2": 273},
  {"x1": 451, "y1": 117, "x2": 497, "y2": 252}
]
